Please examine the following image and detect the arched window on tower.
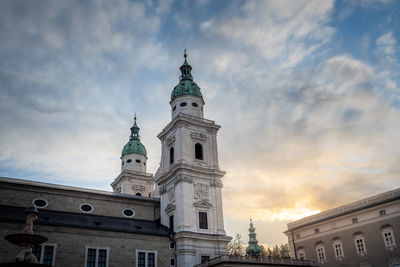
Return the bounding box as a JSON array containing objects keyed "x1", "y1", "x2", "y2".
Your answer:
[
  {"x1": 195, "y1": 143, "x2": 203, "y2": 160},
  {"x1": 170, "y1": 147, "x2": 174, "y2": 165}
]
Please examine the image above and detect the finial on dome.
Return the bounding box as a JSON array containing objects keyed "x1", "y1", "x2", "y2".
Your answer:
[{"x1": 184, "y1": 49, "x2": 187, "y2": 59}]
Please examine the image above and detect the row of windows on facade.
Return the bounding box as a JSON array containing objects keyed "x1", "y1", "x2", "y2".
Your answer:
[
  {"x1": 31, "y1": 244, "x2": 177, "y2": 267},
  {"x1": 172, "y1": 101, "x2": 200, "y2": 111},
  {"x1": 32, "y1": 198, "x2": 136, "y2": 217},
  {"x1": 122, "y1": 158, "x2": 146, "y2": 166},
  {"x1": 297, "y1": 226, "x2": 397, "y2": 263},
  {"x1": 169, "y1": 143, "x2": 203, "y2": 165},
  {"x1": 297, "y1": 209, "x2": 389, "y2": 239},
  {"x1": 169, "y1": 211, "x2": 208, "y2": 232}
]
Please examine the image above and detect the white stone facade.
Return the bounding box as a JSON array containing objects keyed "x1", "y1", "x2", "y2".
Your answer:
[{"x1": 154, "y1": 93, "x2": 230, "y2": 266}]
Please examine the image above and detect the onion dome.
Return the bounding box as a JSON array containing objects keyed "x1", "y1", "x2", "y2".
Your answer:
[
  {"x1": 121, "y1": 115, "x2": 147, "y2": 157},
  {"x1": 171, "y1": 50, "x2": 203, "y2": 101}
]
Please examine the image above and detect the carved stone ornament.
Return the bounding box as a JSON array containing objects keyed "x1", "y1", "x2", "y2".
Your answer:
[
  {"x1": 210, "y1": 180, "x2": 223, "y2": 188},
  {"x1": 175, "y1": 175, "x2": 193, "y2": 185},
  {"x1": 167, "y1": 187, "x2": 175, "y2": 203},
  {"x1": 159, "y1": 186, "x2": 167, "y2": 194},
  {"x1": 190, "y1": 132, "x2": 207, "y2": 141},
  {"x1": 165, "y1": 203, "x2": 176, "y2": 214},
  {"x1": 132, "y1": 184, "x2": 145, "y2": 192},
  {"x1": 193, "y1": 199, "x2": 212, "y2": 208},
  {"x1": 166, "y1": 135, "x2": 175, "y2": 146},
  {"x1": 194, "y1": 183, "x2": 209, "y2": 200}
]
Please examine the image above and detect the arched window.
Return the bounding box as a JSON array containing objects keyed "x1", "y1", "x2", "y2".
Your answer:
[
  {"x1": 170, "y1": 147, "x2": 174, "y2": 165},
  {"x1": 135, "y1": 193, "x2": 142, "y2": 196},
  {"x1": 195, "y1": 143, "x2": 203, "y2": 160}
]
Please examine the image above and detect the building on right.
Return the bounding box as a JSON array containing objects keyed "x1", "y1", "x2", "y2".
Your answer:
[{"x1": 284, "y1": 188, "x2": 400, "y2": 267}]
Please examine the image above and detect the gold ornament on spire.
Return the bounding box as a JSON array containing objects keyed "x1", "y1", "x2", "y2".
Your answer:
[{"x1": 134, "y1": 113, "x2": 137, "y2": 122}]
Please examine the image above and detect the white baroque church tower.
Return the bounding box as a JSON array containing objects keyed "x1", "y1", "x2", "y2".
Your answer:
[{"x1": 154, "y1": 52, "x2": 231, "y2": 266}]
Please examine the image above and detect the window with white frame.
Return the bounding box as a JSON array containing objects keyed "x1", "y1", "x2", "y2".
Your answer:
[
  {"x1": 382, "y1": 227, "x2": 396, "y2": 250},
  {"x1": 297, "y1": 249, "x2": 306, "y2": 260},
  {"x1": 332, "y1": 240, "x2": 344, "y2": 260},
  {"x1": 354, "y1": 235, "x2": 367, "y2": 256},
  {"x1": 136, "y1": 250, "x2": 157, "y2": 267},
  {"x1": 32, "y1": 243, "x2": 57, "y2": 266},
  {"x1": 85, "y1": 246, "x2": 109, "y2": 267},
  {"x1": 315, "y1": 244, "x2": 326, "y2": 263}
]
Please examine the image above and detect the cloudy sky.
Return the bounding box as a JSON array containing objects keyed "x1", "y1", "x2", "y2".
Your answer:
[{"x1": 1, "y1": 0, "x2": 399, "y2": 247}]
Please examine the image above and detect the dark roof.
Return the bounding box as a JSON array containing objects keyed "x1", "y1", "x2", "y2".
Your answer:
[{"x1": 0, "y1": 205, "x2": 172, "y2": 237}]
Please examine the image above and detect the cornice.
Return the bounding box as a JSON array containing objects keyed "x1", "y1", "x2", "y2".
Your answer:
[
  {"x1": 157, "y1": 113, "x2": 220, "y2": 140},
  {"x1": 154, "y1": 162, "x2": 225, "y2": 184}
]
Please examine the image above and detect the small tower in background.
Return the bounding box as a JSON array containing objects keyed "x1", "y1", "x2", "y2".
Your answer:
[
  {"x1": 246, "y1": 218, "x2": 262, "y2": 257},
  {"x1": 111, "y1": 115, "x2": 154, "y2": 196}
]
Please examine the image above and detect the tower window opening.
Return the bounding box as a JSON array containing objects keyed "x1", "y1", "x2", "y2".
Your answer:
[
  {"x1": 170, "y1": 147, "x2": 174, "y2": 165},
  {"x1": 127, "y1": 159, "x2": 132, "y2": 163},
  {"x1": 136, "y1": 159, "x2": 141, "y2": 163},
  {"x1": 195, "y1": 143, "x2": 203, "y2": 160},
  {"x1": 192, "y1": 102, "x2": 198, "y2": 107},
  {"x1": 169, "y1": 215, "x2": 174, "y2": 231},
  {"x1": 180, "y1": 102, "x2": 187, "y2": 107},
  {"x1": 173, "y1": 105, "x2": 176, "y2": 111},
  {"x1": 199, "y1": 212, "x2": 208, "y2": 229}
]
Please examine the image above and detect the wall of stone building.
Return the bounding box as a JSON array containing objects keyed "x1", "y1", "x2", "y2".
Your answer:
[
  {"x1": 0, "y1": 222, "x2": 175, "y2": 267},
  {"x1": 293, "y1": 216, "x2": 400, "y2": 267},
  {"x1": 0, "y1": 180, "x2": 160, "y2": 221}
]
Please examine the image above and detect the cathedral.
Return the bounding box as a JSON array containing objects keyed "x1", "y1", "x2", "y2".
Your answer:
[{"x1": 0, "y1": 52, "x2": 231, "y2": 267}]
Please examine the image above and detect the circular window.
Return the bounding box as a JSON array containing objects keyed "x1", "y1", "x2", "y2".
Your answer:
[
  {"x1": 180, "y1": 102, "x2": 187, "y2": 107},
  {"x1": 127, "y1": 159, "x2": 132, "y2": 163},
  {"x1": 173, "y1": 106, "x2": 176, "y2": 111},
  {"x1": 135, "y1": 159, "x2": 141, "y2": 163},
  {"x1": 192, "y1": 102, "x2": 198, "y2": 107},
  {"x1": 123, "y1": 209, "x2": 135, "y2": 217},
  {"x1": 80, "y1": 204, "x2": 93, "y2": 213},
  {"x1": 33, "y1": 199, "x2": 48, "y2": 208}
]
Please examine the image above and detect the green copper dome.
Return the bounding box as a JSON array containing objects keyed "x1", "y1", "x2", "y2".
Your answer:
[
  {"x1": 121, "y1": 116, "x2": 147, "y2": 157},
  {"x1": 171, "y1": 51, "x2": 203, "y2": 101},
  {"x1": 245, "y1": 219, "x2": 262, "y2": 256}
]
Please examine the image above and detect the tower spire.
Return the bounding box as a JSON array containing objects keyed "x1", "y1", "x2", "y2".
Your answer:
[{"x1": 246, "y1": 218, "x2": 262, "y2": 256}]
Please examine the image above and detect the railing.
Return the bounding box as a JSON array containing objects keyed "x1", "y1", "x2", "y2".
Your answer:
[{"x1": 193, "y1": 255, "x2": 318, "y2": 267}]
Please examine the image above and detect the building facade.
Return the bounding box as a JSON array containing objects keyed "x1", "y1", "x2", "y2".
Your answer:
[
  {"x1": 0, "y1": 53, "x2": 230, "y2": 267},
  {"x1": 284, "y1": 188, "x2": 400, "y2": 267}
]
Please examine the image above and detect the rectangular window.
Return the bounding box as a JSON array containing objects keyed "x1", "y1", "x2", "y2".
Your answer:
[
  {"x1": 383, "y1": 230, "x2": 396, "y2": 249},
  {"x1": 199, "y1": 212, "x2": 208, "y2": 229},
  {"x1": 354, "y1": 237, "x2": 367, "y2": 255},
  {"x1": 352, "y1": 218, "x2": 358, "y2": 223},
  {"x1": 32, "y1": 243, "x2": 57, "y2": 266},
  {"x1": 316, "y1": 247, "x2": 326, "y2": 262},
  {"x1": 201, "y1": 256, "x2": 210, "y2": 263},
  {"x1": 136, "y1": 250, "x2": 157, "y2": 267},
  {"x1": 85, "y1": 247, "x2": 109, "y2": 267},
  {"x1": 169, "y1": 242, "x2": 175, "y2": 249},
  {"x1": 334, "y1": 242, "x2": 344, "y2": 258},
  {"x1": 169, "y1": 215, "x2": 174, "y2": 231},
  {"x1": 170, "y1": 258, "x2": 175, "y2": 266},
  {"x1": 298, "y1": 252, "x2": 305, "y2": 260}
]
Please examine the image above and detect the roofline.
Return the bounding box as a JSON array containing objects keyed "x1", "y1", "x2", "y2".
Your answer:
[
  {"x1": 286, "y1": 187, "x2": 400, "y2": 232},
  {"x1": 0, "y1": 176, "x2": 160, "y2": 203}
]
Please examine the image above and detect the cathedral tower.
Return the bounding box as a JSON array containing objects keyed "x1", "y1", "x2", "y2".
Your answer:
[
  {"x1": 154, "y1": 51, "x2": 231, "y2": 266},
  {"x1": 111, "y1": 115, "x2": 154, "y2": 196}
]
